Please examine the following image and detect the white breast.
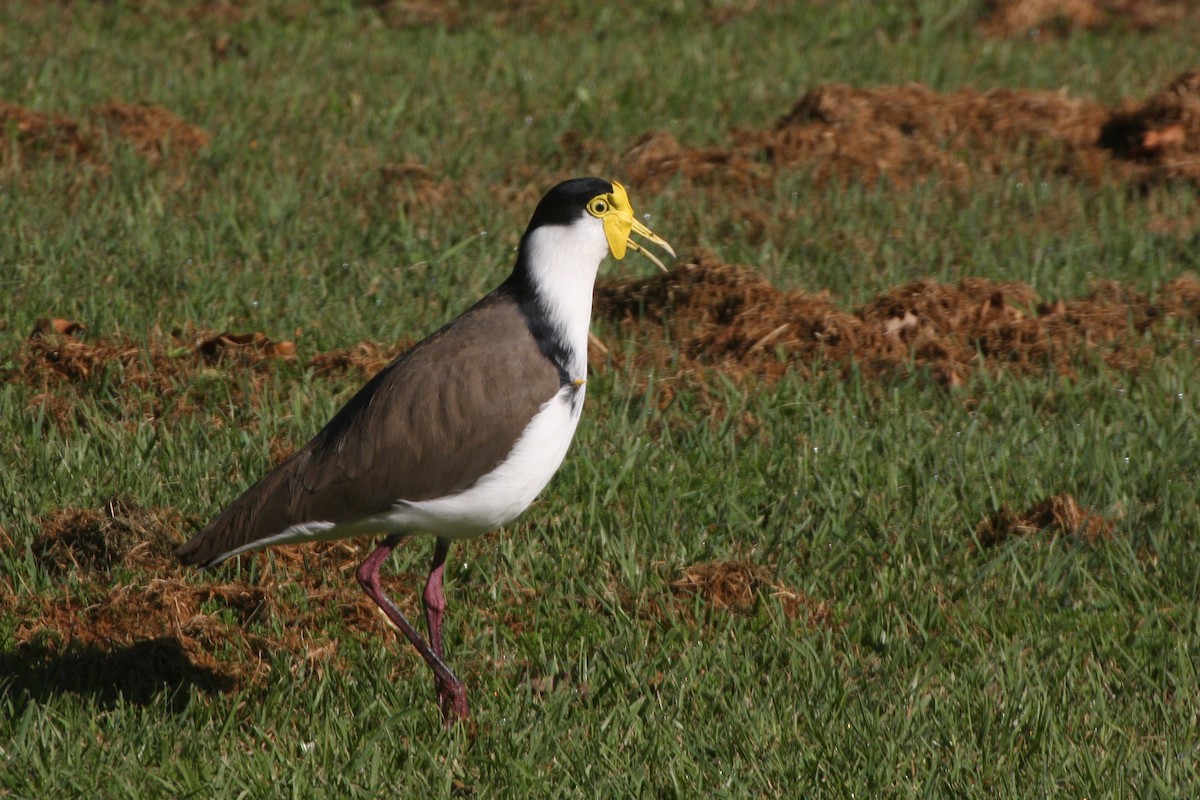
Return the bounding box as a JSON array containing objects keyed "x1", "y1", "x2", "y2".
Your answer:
[{"x1": 521, "y1": 219, "x2": 606, "y2": 379}]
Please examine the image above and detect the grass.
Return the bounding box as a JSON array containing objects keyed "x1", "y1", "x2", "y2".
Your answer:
[{"x1": 3, "y1": 0, "x2": 1200, "y2": 796}]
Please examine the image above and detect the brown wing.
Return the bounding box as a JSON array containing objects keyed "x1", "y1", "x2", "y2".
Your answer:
[{"x1": 176, "y1": 289, "x2": 561, "y2": 566}]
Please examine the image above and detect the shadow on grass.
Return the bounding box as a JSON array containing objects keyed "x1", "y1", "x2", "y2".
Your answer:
[{"x1": 0, "y1": 637, "x2": 235, "y2": 711}]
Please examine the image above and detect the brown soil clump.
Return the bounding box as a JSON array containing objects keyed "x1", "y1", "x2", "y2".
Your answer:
[
  {"x1": 620, "y1": 71, "x2": 1200, "y2": 190},
  {"x1": 4, "y1": 536, "x2": 393, "y2": 704},
  {"x1": 308, "y1": 340, "x2": 412, "y2": 378},
  {"x1": 89, "y1": 103, "x2": 210, "y2": 165},
  {"x1": 671, "y1": 560, "x2": 832, "y2": 625},
  {"x1": 7, "y1": 315, "x2": 428, "y2": 416},
  {"x1": 1100, "y1": 70, "x2": 1200, "y2": 184},
  {"x1": 974, "y1": 493, "x2": 1115, "y2": 547},
  {"x1": 1162, "y1": 273, "x2": 1200, "y2": 320},
  {"x1": 376, "y1": 162, "x2": 455, "y2": 217},
  {"x1": 595, "y1": 254, "x2": 1199, "y2": 387},
  {"x1": 12, "y1": 271, "x2": 1200, "y2": 430},
  {"x1": 765, "y1": 83, "x2": 1109, "y2": 187},
  {"x1": 0, "y1": 101, "x2": 208, "y2": 172},
  {"x1": 980, "y1": 0, "x2": 1195, "y2": 38},
  {"x1": 19, "y1": 317, "x2": 139, "y2": 383},
  {"x1": 6, "y1": 319, "x2": 418, "y2": 427},
  {"x1": 194, "y1": 331, "x2": 297, "y2": 363},
  {"x1": 0, "y1": 103, "x2": 94, "y2": 166},
  {"x1": 32, "y1": 498, "x2": 185, "y2": 576},
  {"x1": 623, "y1": 130, "x2": 766, "y2": 192},
  {"x1": 5, "y1": 321, "x2": 298, "y2": 424}
]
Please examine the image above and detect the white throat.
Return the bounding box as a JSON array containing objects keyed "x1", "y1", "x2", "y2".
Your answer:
[{"x1": 522, "y1": 216, "x2": 609, "y2": 379}]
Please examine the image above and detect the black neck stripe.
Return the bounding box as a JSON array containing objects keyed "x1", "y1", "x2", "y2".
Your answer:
[{"x1": 504, "y1": 268, "x2": 575, "y2": 387}]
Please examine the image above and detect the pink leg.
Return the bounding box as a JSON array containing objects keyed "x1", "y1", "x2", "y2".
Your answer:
[
  {"x1": 356, "y1": 534, "x2": 469, "y2": 727},
  {"x1": 423, "y1": 538, "x2": 463, "y2": 719}
]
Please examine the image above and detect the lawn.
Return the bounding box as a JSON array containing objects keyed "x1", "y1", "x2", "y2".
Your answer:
[{"x1": 3, "y1": 1, "x2": 1200, "y2": 796}]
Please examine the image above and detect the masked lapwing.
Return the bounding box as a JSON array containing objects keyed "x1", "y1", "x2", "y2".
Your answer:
[{"x1": 176, "y1": 177, "x2": 674, "y2": 726}]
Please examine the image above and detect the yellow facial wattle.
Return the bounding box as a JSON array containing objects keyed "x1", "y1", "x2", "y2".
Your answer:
[{"x1": 586, "y1": 180, "x2": 676, "y2": 272}]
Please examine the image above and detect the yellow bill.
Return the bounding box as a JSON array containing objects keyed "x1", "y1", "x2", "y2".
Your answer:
[{"x1": 588, "y1": 180, "x2": 676, "y2": 272}]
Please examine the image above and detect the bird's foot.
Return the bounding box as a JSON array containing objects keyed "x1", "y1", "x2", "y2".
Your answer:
[{"x1": 438, "y1": 678, "x2": 470, "y2": 729}]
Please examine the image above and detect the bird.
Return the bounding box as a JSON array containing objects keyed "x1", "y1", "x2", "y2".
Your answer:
[{"x1": 176, "y1": 177, "x2": 674, "y2": 726}]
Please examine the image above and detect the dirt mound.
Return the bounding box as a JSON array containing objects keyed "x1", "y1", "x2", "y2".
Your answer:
[
  {"x1": 623, "y1": 130, "x2": 765, "y2": 192},
  {"x1": 308, "y1": 340, "x2": 412, "y2": 378},
  {"x1": 90, "y1": 102, "x2": 211, "y2": 165},
  {"x1": 376, "y1": 162, "x2": 455, "y2": 217},
  {"x1": 4, "y1": 535, "x2": 392, "y2": 702},
  {"x1": 194, "y1": 330, "x2": 297, "y2": 362},
  {"x1": 0, "y1": 101, "x2": 208, "y2": 171},
  {"x1": 11, "y1": 268, "x2": 1200, "y2": 428},
  {"x1": 974, "y1": 493, "x2": 1115, "y2": 547},
  {"x1": 5, "y1": 320, "x2": 299, "y2": 425},
  {"x1": 31, "y1": 498, "x2": 185, "y2": 576},
  {"x1": 765, "y1": 82, "x2": 1109, "y2": 187},
  {"x1": 980, "y1": 0, "x2": 1196, "y2": 38},
  {"x1": 4, "y1": 319, "x2": 413, "y2": 427},
  {"x1": 595, "y1": 255, "x2": 1200, "y2": 387},
  {"x1": 671, "y1": 560, "x2": 832, "y2": 625},
  {"x1": 10, "y1": 321, "x2": 399, "y2": 385},
  {"x1": 7, "y1": 318, "x2": 420, "y2": 425},
  {"x1": 1099, "y1": 70, "x2": 1200, "y2": 183},
  {"x1": 15, "y1": 318, "x2": 146, "y2": 385},
  {"x1": 621, "y1": 71, "x2": 1200, "y2": 190},
  {"x1": 6, "y1": 578, "x2": 273, "y2": 698},
  {"x1": 0, "y1": 103, "x2": 94, "y2": 164}
]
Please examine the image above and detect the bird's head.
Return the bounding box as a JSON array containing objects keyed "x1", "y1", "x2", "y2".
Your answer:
[{"x1": 524, "y1": 177, "x2": 675, "y2": 273}]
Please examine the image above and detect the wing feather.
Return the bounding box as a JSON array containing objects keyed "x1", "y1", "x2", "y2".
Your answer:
[{"x1": 176, "y1": 289, "x2": 561, "y2": 566}]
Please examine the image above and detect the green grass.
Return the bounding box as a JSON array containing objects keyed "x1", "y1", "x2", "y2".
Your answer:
[{"x1": 4, "y1": 1, "x2": 1200, "y2": 796}]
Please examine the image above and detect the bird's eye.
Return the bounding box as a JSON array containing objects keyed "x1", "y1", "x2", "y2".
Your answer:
[{"x1": 588, "y1": 197, "x2": 609, "y2": 216}]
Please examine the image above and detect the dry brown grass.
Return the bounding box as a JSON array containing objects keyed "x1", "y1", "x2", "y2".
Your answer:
[
  {"x1": 974, "y1": 493, "x2": 1116, "y2": 547},
  {"x1": 32, "y1": 498, "x2": 185, "y2": 576},
  {"x1": 0, "y1": 103, "x2": 94, "y2": 165},
  {"x1": 671, "y1": 560, "x2": 833, "y2": 626},
  {"x1": 89, "y1": 102, "x2": 211, "y2": 166},
  {"x1": 5, "y1": 320, "x2": 300, "y2": 427},
  {"x1": 595, "y1": 254, "x2": 1200, "y2": 390},
  {"x1": 618, "y1": 70, "x2": 1200, "y2": 191},
  {"x1": 3, "y1": 502, "x2": 393, "y2": 699},
  {"x1": 1, "y1": 101, "x2": 208, "y2": 173},
  {"x1": 308, "y1": 339, "x2": 413, "y2": 379},
  {"x1": 979, "y1": 0, "x2": 1199, "y2": 38},
  {"x1": 4, "y1": 487, "x2": 837, "y2": 698},
  {"x1": 13, "y1": 263, "x2": 1197, "y2": 435}
]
